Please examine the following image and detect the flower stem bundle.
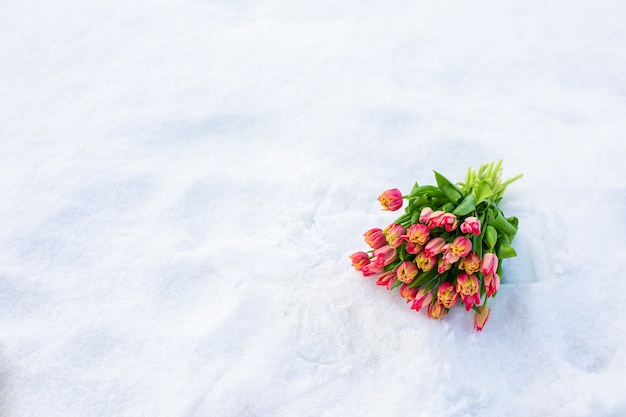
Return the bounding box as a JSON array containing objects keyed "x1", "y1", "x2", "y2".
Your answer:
[{"x1": 350, "y1": 160, "x2": 522, "y2": 331}]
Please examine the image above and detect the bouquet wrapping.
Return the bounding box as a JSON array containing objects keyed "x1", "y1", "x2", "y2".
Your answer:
[{"x1": 350, "y1": 160, "x2": 522, "y2": 331}]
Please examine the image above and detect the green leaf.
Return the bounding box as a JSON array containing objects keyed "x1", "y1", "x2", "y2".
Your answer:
[
  {"x1": 506, "y1": 216, "x2": 519, "y2": 241},
  {"x1": 408, "y1": 182, "x2": 420, "y2": 198},
  {"x1": 485, "y1": 225, "x2": 497, "y2": 249},
  {"x1": 453, "y1": 193, "x2": 476, "y2": 216},
  {"x1": 497, "y1": 244, "x2": 517, "y2": 258},
  {"x1": 475, "y1": 180, "x2": 495, "y2": 205},
  {"x1": 434, "y1": 171, "x2": 464, "y2": 203},
  {"x1": 490, "y1": 210, "x2": 517, "y2": 237},
  {"x1": 442, "y1": 202, "x2": 455, "y2": 212},
  {"x1": 441, "y1": 184, "x2": 463, "y2": 204},
  {"x1": 390, "y1": 279, "x2": 403, "y2": 290},
  {"x1": 394, "y1": 212, "x2": 411, "y2": 225},
  {"x1": 410, "y1": 185, "x2": 442, "y2": 198},
  {"x1": 408, "y1": 267, "x2": 438, "y2": 288}
]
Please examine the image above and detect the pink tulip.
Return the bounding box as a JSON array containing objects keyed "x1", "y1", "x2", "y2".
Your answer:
[
  {"x1": 423, "y1": 237, "x2": 446, "y2": 258},
  {"x1": 376, "y1": 271, "x2": 397, "y2": 290},
  {"x1": 399, "y1": 284, "x2": 420, "y2": 302},
  {"x1": 459, "y1": 252, "x2": 481, "y2": 275},
  {"x1": 456, "y1": 273, "x2": 480, "y2": 311},
  {"x1": 406, "y1": 223, "x2": 430, "y2": 245},
  {"x1": 361, "y1": 262, "x2": 384, "y2": 277},
  {"x1": 460, "y1": 216, "x2": 481, "y2": 236},
  {"x1": 410, "y1": 289, "x2": 434, "y2": 312},
  {"x1": 440, "y1": 213, "x2": 458, "y2": 232},
  {"x1": 474, "y1": 305, "x2": 490, "y2": 331},
  {"x1": 350, "y1": 251, "x2": 370, "y2": 272},
  {"x1": 419, "y1": 207, "x2": 433, "y2": 224},
  {"x1": 426, "y1": 210, "x2": 445, "y2": 229},
  {"x1": 384, "y1": 223, "x2": 406, "y2": 248},
  {"x1": 427, "y1": 300, "x2": 448, "y2": 319},
  {"x1": 405, "y1": 241, "x2": 423, "y2": 255},
  {"x1": 442, "y1": 236, "x2": 472, "y2": 264},
  {"x1": 437, "y1": 257, "x2": 452, "y2": 274},
  {"x1": 377, "y1": 188, "x2": 403, "y2": 211},
  {"x1": 482, "y1": 253, "x2": 498, "y2": 276},
  {"x1": 437, "y1": 282, "x2": 458, "y2": 309},
  {"x1": 363, "y1": 228, "x2": 386, "y2": 249},
  {"x1": 396, "y1": 261, "x2": 418, "y2": 284},
  {"x1": 484, "y1": 272, "x2": 500, "y2": 298},
  {"x1": 416, "y1": 251, "x2": 436, "y2": 271},
  {"x1": 372, "y1": 245, "x2": 397, "y2": 267}
]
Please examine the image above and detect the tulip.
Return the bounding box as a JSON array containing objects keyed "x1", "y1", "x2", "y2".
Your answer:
[
  {"x1": 416, "y1": 251, "x2": 436, "y2": 271},
  {"x1": 376, "y1": 271, "x2": 397, "y2": 290},
  {"x1": 427, "y1": 300, "x2": 448, "y2": 319},
  {"x1": 384, "y1": 223, "x2": 406, "y2": 248},
  {"x1": 410, "y1": 289, "x2": 434, "y2": 312},
  {"x1": 405, "y1": 241, "x2": 423, "y2": 255},
  {"x1": 482, "y1": 253, "x2": 498, "y2": 276},
  {"x1": 399, "y1": 284, "x2": 420, "y2": 302},
  {"x1": 437, "y1": 257, "x2": 452, "y2": 274},
  {"x1": 460, "y1": 216, "x2": 481, "y2": 236},
  {"x1": 442, "y1": 236, "x2": 472, "y2": 264},
  {"x1": 377, "y1": 188, "x2": 403, "y2": 211},
  {"x1": 459, "y1": 252, "x2": 481, "y2": 275},
  {"x1": 396, "y1": 261, "x2": 418, "y2": 284},
  {"x1": 361, "y1": 262, "x2": 384, "y2": 277},
  {"x1": 406, "y1": 223, "x2": 430, "y2": 245},
  {"x1": 419, "y1": 207, "x2": 433, "y2": 224},
  {"x1": 440, "y1": 213, "x2": 459, "y2": 232},
  {"x1": 456, "y1": 273, "x2": 480, "y2": 311},
  {"x1": 372, "y1": 245, "x2": 397, "y2": 267},
  {"x1": 426, "y1": 210, "x2": 445, "y2": 229},
  {"x1": 364, "y1": 228, "x2": 386, "y2": 249},
  {"x1": 484, "y1": 272, "x2": 500, "y2": 298},
  {"x1": 474, "y1": 305, "x2": 490, "y2": 331},
  {"x1": 350, "y1": 251, "x2": 370, "y2": 272},
  {"x1": 437, "y1": 282, "x2": 458, "y2": 308},
  {"x1": 423, "y1": 237, "x2": 446, "y2": 258}
]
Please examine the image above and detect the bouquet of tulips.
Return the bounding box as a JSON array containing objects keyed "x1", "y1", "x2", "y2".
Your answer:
[{"x1": 350, "y1": 160, "x2": 522, "y2": 331}]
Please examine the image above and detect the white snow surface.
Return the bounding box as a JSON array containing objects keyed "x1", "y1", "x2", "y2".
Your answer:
[{"x1": 2, "y1": 0, "x2": 626, "y2": 416}]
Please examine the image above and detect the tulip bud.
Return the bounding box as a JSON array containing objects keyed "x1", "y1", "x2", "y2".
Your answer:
[
  {"x1": 484, "y1": 272, "x2": 500, "y2": 298},
  {"x1": 410, "y1": 289, "x2": 434, "y2": 312},
  {"x1": 406, "y1": 223, "x2": 430, "y2": 245},
  {"x1": 427, "y1": 300, "x2": 448, "y2": 319},
  {"x1": 423, "y1": 237, "x2": 446, "y2": 258},
  {"x1": 460, "y1": 216, "x2": 481, "y2": 236},
  {"x1": 396, "y1": 261, "x2": 418, "y2": 284},
  {"x1": 459, "y1": 252, "x2": 481, "y2": 275},
  {"x1": 377, "y1": 188, "x2": 403, "y2": 211},
  {"x1": 474, "y1": 305, "x2": 490, "y2": 331},
  {"x1": 416, "y1": 251, "x2": 436, "y2": 271},
  {"x1": 384, "y1": 223, "x2": 406, "y2": 248},
  {"x1": 399, "y1": 284, "x2": 419, "y2": 302},
  {"x1": 363, "y1": 228, "x2": 386, "y2": 249},
  {"x1": 419, "y1": 207, "x2": 433, "y2": 224},
  {"x1": 437, "y1": 257, "x2": 452, "y2": 274},
  {"x1": 376, "y1": 271, "x2": 397, "y2": 289},
  {"x1": 481, "y1": 253, "x2": 498, "y2": 276},
  {"x1": 437, "y1": 282, "x2": 459, "y2": 309},
  {"x1": 372, "y1": 245, "x2": 397, "y2": 267},
  {"x1": 440, "y1": 213, "x2": 458, "y2": 232},
  {"x1": 456, "y1": 273, "x2": 480, "y2": 311},
  {"x1": 426, "y1": 210, "x2": 445, "y2": 229},
  {"x1": 350, "y1": 252, "x2": 370, "y2": 272}
]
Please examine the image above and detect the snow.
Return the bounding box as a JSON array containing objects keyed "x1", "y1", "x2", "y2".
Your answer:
[{"x1": 1, "y1": 0, "x2": 626, "y2": 416}]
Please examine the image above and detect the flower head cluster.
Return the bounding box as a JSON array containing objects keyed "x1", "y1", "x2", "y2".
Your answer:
[{"x1": 350, "y1": 160, "x2": 522, "y2": 331}]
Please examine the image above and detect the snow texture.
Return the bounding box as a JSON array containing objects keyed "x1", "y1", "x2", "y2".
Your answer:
[{"x1": 1, "y1": 0, "x2": 626, "y2": 416}]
